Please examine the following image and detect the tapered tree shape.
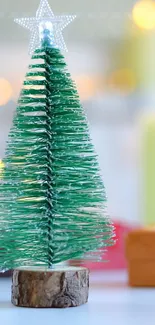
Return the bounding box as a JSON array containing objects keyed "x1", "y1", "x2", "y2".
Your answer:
[{"x1": 0, "y1": 43, "x2": 113, "y2": 271}]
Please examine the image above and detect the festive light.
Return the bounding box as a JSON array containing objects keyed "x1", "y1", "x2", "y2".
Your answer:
[
  {"x1": 0, "y1": 160, "x2": 5, "y2": 178},
  {"x1": 132, "y1": 0, "x2": 155, "y2": 30},
  {"x1": 0, "y1": 79, "x2": 13, "y2": 106},
  {"x1": 107, "y1": 69, "x2": 136, "y2": 94},
  {"x1": 15, "y1": 0, "x2": 76, "y2": 54},
  {"x1": 75, "y1": 75, "x2": 97, "y2": 100}
]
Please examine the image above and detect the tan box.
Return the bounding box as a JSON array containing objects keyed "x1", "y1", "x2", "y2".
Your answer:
[{"x1": 126, "y1": 228, "x2": 155, "y2": 287}]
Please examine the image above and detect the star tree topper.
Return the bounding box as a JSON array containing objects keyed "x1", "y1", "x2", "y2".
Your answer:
[{"x1": 15, "y1": 0, "x2": 76, "y2": 54}]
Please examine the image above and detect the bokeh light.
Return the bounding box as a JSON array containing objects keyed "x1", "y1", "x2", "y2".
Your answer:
[
  {"x1": 0, "y1": 78, "x2": 13, "y2": 106},
  {"x1": 0, "y1": 160, "x2": 5, "y2": 178},
  {"x1": 75, "y1": 75, "x2": 98, "y2": 100},
  {"x1": 107, "y1": 69, "x2": 136, "y2": 94},
  {"x1": 132, "y1": 0, "x2": 155, "y2": 30}
]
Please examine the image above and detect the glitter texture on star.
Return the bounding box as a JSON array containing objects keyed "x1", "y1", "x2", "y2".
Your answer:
[{"x1": 14, "y1": 0, "x2": 76, "y2": 54}]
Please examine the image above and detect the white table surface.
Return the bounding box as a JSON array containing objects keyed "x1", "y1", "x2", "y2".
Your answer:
[{"x1": 1, "y1": 271, "x2": 155, "y2": 325}]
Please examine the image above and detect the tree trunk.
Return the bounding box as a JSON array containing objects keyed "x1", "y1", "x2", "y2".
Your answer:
[{"x1": 11, "y1": 266, "x2": 89, "y2": 308}]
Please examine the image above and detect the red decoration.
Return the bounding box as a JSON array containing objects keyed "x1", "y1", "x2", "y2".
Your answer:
[{"x1": 83, "y1": 221, "x2": 134, "y2": 270}]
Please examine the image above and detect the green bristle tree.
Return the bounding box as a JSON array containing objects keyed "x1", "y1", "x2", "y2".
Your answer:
[{"x1": 0, "y1": 1, "x2": 113, "y2": 271}]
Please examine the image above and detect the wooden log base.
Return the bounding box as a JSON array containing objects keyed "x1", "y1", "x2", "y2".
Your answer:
[{"x1": 11, "y1": 266, "x2": 89, "y2": 308}]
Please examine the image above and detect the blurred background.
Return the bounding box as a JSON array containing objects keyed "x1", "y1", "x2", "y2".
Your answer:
[{"x1": 1, "y1": 0, "x2": 155, "y2": 272}]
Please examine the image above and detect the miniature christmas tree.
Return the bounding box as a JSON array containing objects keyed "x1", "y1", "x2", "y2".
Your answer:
[{"x1": 0, "y1": 0, "x2": 114, "y2": 308}]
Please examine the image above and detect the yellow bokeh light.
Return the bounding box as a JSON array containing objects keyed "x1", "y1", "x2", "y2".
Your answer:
[
  {"x1": 107, "y1": 69, "x2": 136, "y2": 94},
  {"x1": 132, "y1": 0, "x2": 155, "y2": 30},
  {"x1": 0, "y1": 78, "x2": 13, "y2": 106},
  {"x1": 0, "y1": 160, "x2": 5, "y2": 169},
  {"x1": 0, "y1": 160, "x2": 5, "y2": 178}
]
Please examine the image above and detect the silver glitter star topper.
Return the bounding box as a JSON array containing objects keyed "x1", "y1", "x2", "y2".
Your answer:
[{"x1": 14, "y1": 0, "x2": 76, "y2": 54}]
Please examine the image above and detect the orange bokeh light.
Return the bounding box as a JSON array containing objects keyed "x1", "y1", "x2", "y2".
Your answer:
[
  {"x1": 0, "y1": 78, "x2": 13, "y2": 106},
  {"x1": 75, "y1": 75, "x2": 97, "y2": 100}
]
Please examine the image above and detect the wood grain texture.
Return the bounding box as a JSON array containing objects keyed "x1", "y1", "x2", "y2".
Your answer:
[{"x1": 11, "y1": 267, "x2": 89, "y2": 308}]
